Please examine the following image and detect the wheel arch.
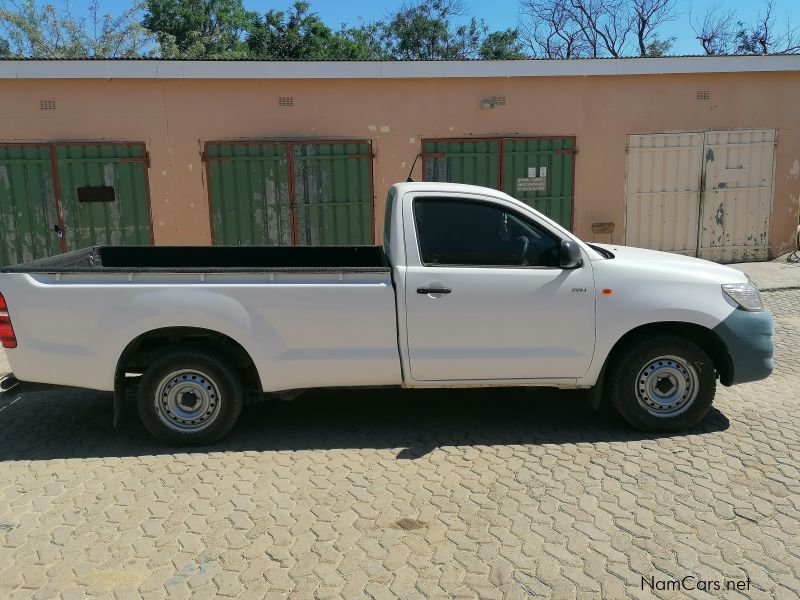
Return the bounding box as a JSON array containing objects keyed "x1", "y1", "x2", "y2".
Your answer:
[
  {"x1": 113, "y1": 326, "x2": 261, "y2": 427},
  {"x1": 603, "y1": 321, "x2": 733, "y2": 388}
]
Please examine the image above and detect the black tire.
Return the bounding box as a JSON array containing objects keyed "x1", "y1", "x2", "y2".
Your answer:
[
  {"x1": 137, "y1": 349, "x2": 243, "y2": 446},
  {"x1": 607, "y1": 335, "x2": 716, "y2": 432}
]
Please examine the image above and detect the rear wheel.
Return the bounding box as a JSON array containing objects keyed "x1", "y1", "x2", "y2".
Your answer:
[
  {"x1": 138, "y1": 349, "x2": 243, "y2": 445},
  {"x1": 607, "y1": 335, "x2": 716, "y2": 432}
]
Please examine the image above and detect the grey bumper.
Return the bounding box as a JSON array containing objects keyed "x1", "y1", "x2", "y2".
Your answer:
[{"x1": 712, "y1": 309, "x2": 774, "y2": 385}]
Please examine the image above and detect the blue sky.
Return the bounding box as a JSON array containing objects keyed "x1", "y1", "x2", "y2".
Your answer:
[{"x1": 43, "y1": 0, "x2": 800, "y2": 55}]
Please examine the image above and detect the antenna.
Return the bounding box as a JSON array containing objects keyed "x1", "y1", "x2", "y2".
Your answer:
[{"x1": 406, "y1": 153, "x2": 421, "y2": 182}]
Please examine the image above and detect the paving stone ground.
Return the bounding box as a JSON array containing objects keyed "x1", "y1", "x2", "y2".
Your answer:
[{"x1": 0, "y1": 290, "x2": 798, "y2": 599}]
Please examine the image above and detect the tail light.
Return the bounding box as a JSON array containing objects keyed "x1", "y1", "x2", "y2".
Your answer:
[{"x1": 0, "y1": 293, "x2": 17, "y2": 348}]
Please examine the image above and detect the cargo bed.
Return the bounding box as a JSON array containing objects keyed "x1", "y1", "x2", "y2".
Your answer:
[{"x1": 0, "y1": 245, "x2": 389, "y2": 273}]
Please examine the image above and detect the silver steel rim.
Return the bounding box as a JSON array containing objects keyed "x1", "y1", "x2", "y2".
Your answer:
[
  {"x1": 154, "y1": 369, "x2": 221, "y2": 432},
  {"x1": 635, "y1": 355, "x2": 699, "y2": 417}
]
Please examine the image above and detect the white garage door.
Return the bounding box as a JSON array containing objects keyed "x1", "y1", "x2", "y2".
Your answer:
[
  {"x1": 625, "y1": 132, "x2": 704, "y2": 255},
  {"x1": 626, "y1": 129, "x2": 775, "y2": 262},
  {"x1": 699, "y1": 129, "x2": 775, "y2": 262}
]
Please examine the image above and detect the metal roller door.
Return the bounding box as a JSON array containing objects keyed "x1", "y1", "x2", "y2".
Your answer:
[
  {"x1": 0, "y1": 142, "x2": 153, "y2": 266},
  {"x1": 205, "y1": 140, "x2": 374, "y2": 246},
  {"x1": 422, "y1": 136, "x2": 576, "y2": 229}
]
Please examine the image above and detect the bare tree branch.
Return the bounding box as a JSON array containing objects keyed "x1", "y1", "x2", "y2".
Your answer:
[
  {"x1": 690, "y1": 1, "x2": 736, "y2": 55},
  {"x1": 631, "y1": 0, "x2": 676, "y2": 56}
]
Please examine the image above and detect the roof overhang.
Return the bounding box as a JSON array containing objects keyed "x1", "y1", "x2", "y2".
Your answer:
[{"x1": 0, "y1": 55, "x2": 798, "y2": 80}]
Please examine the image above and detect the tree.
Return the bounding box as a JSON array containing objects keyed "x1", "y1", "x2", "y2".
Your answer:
[
  {"x1": 520, "y1": 0, "x2": 589, "y2": 58},
  {"x1": 519, "y1": 0, "x2": 632, "y2": 58},
  {"x1": 631, "y1": 0, "x2": 676, "y2": 57},
  {"x1": 246, "y1": 2, "x2": 380, "y2": 60},
  {"x1": 142, "y1": 0, "x2": 253, "y2": 58},
  {"x1": 478, "y1": 28, "x2": 526, "y2": 59},
  {"x1": 690, "y1": 1, "x2": 736, "y2": 55},
  {"x1": 520, "y1": 0, "x2": 680, "y2": 58},
  {"x1": 380, "y1": 0, "x2": 486, "y2": 60},
  {"x1": 692, "y1": 0, "x2": 799, "y2": 56},
  {"x1": 643, "y1": 34, "x2": 673, "y2": 56},
  {"x1": 0, "y1": 0, "x2": 153, "y2": 58},
  {"x1": 734, "y1": 0, "x2": 800, "y2": 55}
]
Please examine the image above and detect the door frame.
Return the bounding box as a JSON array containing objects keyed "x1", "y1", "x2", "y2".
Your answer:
[
  {"x1": 0, "y1": 140, "x2": 153, "y2": 256},
  {"x1": 420, "y1": 135, "x2": 578, "y2": 230},
  {"x1": 202, "y1": 138, "x2": 376, "y2": 246}
]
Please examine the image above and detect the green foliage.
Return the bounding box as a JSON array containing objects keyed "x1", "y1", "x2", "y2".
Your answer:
[
  {"x1": 479, "y1": 28, "x2": 526, "y2": 59},
  {"x1": 644, "y1": 35, "x2": 674, "y2": 57},
  {"x1": 4, "y1": 0, "x2": 795, "y2": 60},
  {"x1": 246, "y1": 1, "x2": 379, "y2": 60},
  {"x1": 0, "y1": 0, "x2": 154, "y2": 58},
  {"x1": 142, "y1": 0, "x2": 254, "y2": 58},
  {"x1": 382, "y1": 0, "x2": 486, "y2": 60}
]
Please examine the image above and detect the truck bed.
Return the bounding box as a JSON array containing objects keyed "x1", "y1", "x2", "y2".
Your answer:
[{"x1": 0, "y1": 245, "x2": 389, "y2": 273}]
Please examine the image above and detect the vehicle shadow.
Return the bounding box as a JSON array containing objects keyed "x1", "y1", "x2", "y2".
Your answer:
[{"x1": 0, "y1": 386, "x2": 730, "y2": 461}]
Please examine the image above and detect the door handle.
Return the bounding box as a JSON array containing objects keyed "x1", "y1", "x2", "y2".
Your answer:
[{"x1": 417, "y1": 287, "x2": 452, "y2": 295}]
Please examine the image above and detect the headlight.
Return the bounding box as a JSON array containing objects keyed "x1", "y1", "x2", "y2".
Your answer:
[{"x1": 722, "y1": 282, "x2": 763, "y2": 311}]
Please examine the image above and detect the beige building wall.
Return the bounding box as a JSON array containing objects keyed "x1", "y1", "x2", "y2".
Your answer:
[{"x1": 1, "y1": 70, "x2": 799, "y2": 255}]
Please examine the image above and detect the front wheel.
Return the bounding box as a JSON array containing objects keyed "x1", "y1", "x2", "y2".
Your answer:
[
  {"x1": 138, "y1": 349, "x2": 243, "y2": 445},
  {"x1": 607, "y1": 335, "x2": 716, "y2": 432}
]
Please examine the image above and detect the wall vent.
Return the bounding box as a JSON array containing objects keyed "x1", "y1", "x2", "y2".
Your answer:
[
  {"x1": 492, "y1": 96, "x2": 507, "y2": 106},
  {"x1": 696, "y1": 89, "x2": 711, "y2": 100},
  {"x1": 278, "y1": 96, "x2": 294, "y2": 107},
  {"x1": 39, "y1": 98, "x2": 57, "y2": 111}
]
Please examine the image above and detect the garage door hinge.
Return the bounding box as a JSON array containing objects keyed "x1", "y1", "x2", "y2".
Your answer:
[
  {"x1": 348, "y1": 153, "x2": 375, "y2": 159},
  {"x1": 554, "y1": 149, "x2": 578, "y2": 155}
]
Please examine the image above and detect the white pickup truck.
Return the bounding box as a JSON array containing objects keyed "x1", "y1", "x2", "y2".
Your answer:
[{"x1": 0, "y1": 182, "x2": 773, "y2": 444}]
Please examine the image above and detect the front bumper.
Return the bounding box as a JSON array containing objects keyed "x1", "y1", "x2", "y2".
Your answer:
[{"x1": 712, "y1": 309, "x2": 774, "y2": 385}]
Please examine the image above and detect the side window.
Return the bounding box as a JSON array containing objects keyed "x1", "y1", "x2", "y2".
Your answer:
[{"x1": 413, "y1": 198, "x2": 561, "y2": 267}]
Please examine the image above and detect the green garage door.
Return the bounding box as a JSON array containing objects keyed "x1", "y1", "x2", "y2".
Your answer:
[
  {"x1": 0, "y1": 142, "x2": 152, "y2": 266},
  {"x1": 422, "y1": 137, "x2": 576, "y2": 229},
  {"x1": 206, "y1": 140, "x2": 374, "y2": 246},
  {"x1": 57, "y1": 143, "x2": 153, "y2": 250},
  {"x1": 0, "y1": 145, "x2": 59, "y2": 266}
]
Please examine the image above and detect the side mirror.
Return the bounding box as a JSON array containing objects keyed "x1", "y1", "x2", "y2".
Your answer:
[{"x1": 559, "y1": 239, "x2": 583, "y2": 269}]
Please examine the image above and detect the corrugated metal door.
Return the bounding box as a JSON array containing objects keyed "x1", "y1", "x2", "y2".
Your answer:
[
  {"x1": 0, "y1": 145, "x2": 60, "y2": 266},
  {"x1": 422, "y1": 139, "x2": 500, "y2": 189},
  {"x1": 625, "y1": 133, "x2": 704, "y2": 255},
  {"x1": 502, "y1": 138, "x2": 575, "y2": 229},
  {"x1": 206, "y1": 140, "x2": 374, "y2": 246},
  {"x1": 293, "y1": 142, "x2": 373, "y2": 245},
  {"x1": 56, "y1": 143, "x2": 153, "y2": 251},
  {"x1": 422, "y1": 137, "x2": 575, "y2": 228},
  {"x1": 206, "y1": 142, "x2": 291, "y2": 246},
  {"x1": 699, "y1": 129, "x2": 775, "y2": 262}
]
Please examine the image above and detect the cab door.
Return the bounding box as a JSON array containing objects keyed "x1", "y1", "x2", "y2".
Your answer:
[{"x1": 402, "y1": 195, "x2": 595, "y2": 382}]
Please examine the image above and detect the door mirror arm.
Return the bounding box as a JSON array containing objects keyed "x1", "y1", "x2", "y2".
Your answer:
[{"x1": 559, "y1": 239, "x2": 583, "y2": 269}]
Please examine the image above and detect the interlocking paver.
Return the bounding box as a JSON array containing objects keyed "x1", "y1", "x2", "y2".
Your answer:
[{"x1": 0, "y1": 289, "x2": 798, "y2": 598}]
